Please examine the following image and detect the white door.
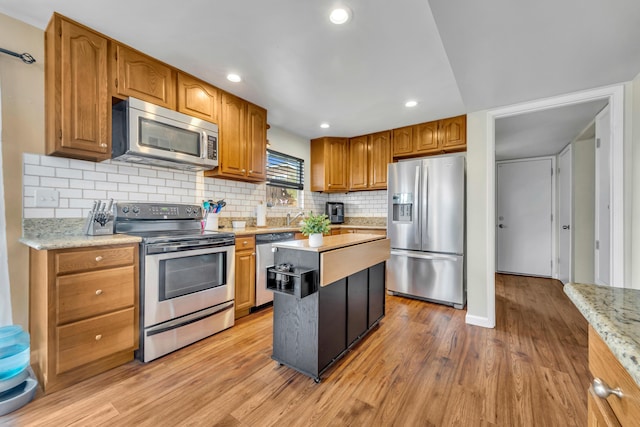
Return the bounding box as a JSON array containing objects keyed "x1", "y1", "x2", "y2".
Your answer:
[
  {"x1": 595, "y1": 106, "x2": 611, "y2": 286},
  {"x1": 558, "y1": 145, "x2": 572, "y2": 284},
  {"x1": 497, "y1": 158, "x2": 553, "y2": 276}
]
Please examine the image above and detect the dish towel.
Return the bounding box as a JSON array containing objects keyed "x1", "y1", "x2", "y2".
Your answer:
[{"x1": 0, "y1": 80, "x2": 12, "y2": 326}]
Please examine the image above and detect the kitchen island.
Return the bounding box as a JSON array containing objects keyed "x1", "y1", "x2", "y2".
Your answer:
[{"x1": 269, "y1": 234, "x2": 390, "y2": 382}]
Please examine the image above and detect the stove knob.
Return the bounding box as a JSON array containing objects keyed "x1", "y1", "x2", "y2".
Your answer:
[
  {"x1": 185, "y1": 207, "x2": 192, "y2": 214},
  {"x1": 132, "y1": 206, "x2": 140, "y2": 214},
  {"x1": 122, "y1": 206, "x2": 129, "y2": 213}
]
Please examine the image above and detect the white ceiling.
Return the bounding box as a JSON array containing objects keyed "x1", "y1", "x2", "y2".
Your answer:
[
  {"x1": 1, "y1": 0, "x2": 639, "y2": 153},
  {"x1": 495, "y1": 99, "x2": 607, "y2": 161}
]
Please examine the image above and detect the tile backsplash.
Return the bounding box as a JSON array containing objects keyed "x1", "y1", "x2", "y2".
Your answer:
[
  {"x1": 23, "y1": 154, "x2": 320, "y2": 220},
  {"x1": 22, "y1": 153, "x2": 387, "y2": 223}
]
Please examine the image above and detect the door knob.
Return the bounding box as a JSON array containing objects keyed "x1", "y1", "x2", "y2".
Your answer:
[
  {"x1": 498, "y1": 224, "x2": 505, "y2": 228},
  {"x1": 592, "y1": 377, "x2": 623, "y2": 399},
  {"x1": 562, "y1": 225, "x2": 570, "y2": 230}
]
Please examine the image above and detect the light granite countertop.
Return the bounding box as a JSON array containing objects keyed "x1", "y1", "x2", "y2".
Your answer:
[
  {"x1": 564, "y1": 282, "x2": 640, "y2": 387},
  {"x1": 20, "y1": 233, "x2": 142, "y2": 250}
]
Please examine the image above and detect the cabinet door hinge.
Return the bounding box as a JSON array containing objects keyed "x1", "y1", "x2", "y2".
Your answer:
[
  {"x1": 596, "y1": 240, "x2": 600, "y2": 250},
  {"x1": 58, "y1": 27, "x2": 62, "y2": 37},
  {"x1": 551, "y1": 168, "x2": 554, "y2": 176},
  {"x1": 58, "y1": 129, "x2": 62, "y2": 139},
  {"x1": 114, "y1": 78, "x2": 118, "y2": 88},
  {"x1": 596, "y1": 138, "x2": 601, "y2": 148}
]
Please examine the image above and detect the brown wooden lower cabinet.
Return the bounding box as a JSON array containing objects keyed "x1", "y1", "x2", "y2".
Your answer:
[
  {"x1": 588, "y1": 326, "x2": 640, "y2": 426},
  {"x1": 29, "y1": 243, "x2": 139, "y2": 394},
  {"x1": 234, "y1": 236, "x2": 256, "y2": 319}
]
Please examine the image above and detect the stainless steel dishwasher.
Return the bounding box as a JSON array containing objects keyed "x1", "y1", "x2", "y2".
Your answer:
[{"x1": 255, "y1": 232, "x2": 296, "y2": 307}]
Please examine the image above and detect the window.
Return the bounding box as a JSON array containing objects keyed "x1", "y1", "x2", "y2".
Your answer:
[{"x1": 266, "y1": 150, "x2": 304, "y2": 208}]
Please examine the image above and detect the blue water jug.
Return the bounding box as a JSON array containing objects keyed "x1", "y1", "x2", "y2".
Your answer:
[{"x1": 0, "y1": 325, "x2": 30, "y2": 381}]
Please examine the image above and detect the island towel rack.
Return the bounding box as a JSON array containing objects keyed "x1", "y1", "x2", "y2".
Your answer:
[{"x1": 0, "y1": 47, "x2": 36, "y2": 64}]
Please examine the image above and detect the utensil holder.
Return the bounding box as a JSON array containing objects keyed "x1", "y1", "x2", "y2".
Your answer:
[{"x1": 204, "y1": 213, "x2": 219, "y2": 231}]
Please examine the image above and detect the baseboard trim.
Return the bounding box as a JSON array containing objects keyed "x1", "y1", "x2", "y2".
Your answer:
[{"x1": 465, "y1": 314, "x2": 495, "y2": 328}]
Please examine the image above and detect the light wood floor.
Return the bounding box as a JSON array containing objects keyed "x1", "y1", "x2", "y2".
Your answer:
[{"x1": 5, "y1": 274, "x2": 589, "y2": 426}]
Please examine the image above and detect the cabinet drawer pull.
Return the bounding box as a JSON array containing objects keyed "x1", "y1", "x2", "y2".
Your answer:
[
  {"x1": 593, "y1": 377, "x2": 623, "y2": 399},
  {"x1": 95, "y1": 334, "x2": 102, "y2": 341},
  {"x1": 95, "y1": 256, "x2": 103, "y2": 262},
  {"x1": 95, "y1": 289, "x2": 103, "y2": 296}
]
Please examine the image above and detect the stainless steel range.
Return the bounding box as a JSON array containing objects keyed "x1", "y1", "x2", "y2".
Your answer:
[{"x1": 113, "y1": 202, "x2": 235, "y2": 362}]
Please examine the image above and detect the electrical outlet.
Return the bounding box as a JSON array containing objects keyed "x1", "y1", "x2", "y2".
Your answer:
[{"x1": 34, "y1": 189, "x2": 59, "y2": 207}]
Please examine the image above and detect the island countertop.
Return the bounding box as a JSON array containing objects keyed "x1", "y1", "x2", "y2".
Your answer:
[
  {"x1": 564, "y1": 282, "x2": 640, "y2": 387},
  {"x1": 272, "y1": 233, "x2": 385, "y2": 252}
]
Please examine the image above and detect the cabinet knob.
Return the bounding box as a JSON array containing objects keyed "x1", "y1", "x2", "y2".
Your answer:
[
  {"x1": 95, "y1": 289, "x2": 103, "y2": 296},
  {"x1": 95, "y1": 334, "x2": 102, "y2": 341},
  {"x1": 252, "y1": 252, "x2": 256, "y2": 256},
  {"x1": 328, "y1": 184, "x2": 332, "y2": 187},
  {"x1": 243, "y1": 241, "x2": 248, "y2": 245},
  {"x1": 100, "y1": 143, "x2": 107, "y2": 148},
  {"x1": 593, "y1": 377, "x2": 623, "y2": 399},
  {"x1": 242, "y1": 169, "x2": 246, "y2": 173},
  {"x1": 95, "y1": 256, "x2": 103, "y2": 262}
]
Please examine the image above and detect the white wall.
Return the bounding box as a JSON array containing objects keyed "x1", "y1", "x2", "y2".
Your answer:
[
  {"x1": 465, "y1": 110, "x2": 494, "y2": 327},
  {"x1": 573, "y1": 137, "x2": 596, "y2": 284},
  {"x1": 0, "y1": 13, "x2": 45, "y2": 328},
  {"x1": 632, "y1": 72, "x2": 640, "y2": 289}
]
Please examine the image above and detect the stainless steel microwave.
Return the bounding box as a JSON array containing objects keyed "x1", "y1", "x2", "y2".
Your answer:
[{"x1": 112, "y1": 97, "x2": 218, "y2": 171}]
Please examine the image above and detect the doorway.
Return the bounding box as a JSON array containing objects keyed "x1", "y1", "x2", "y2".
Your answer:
[{"x1": 467, "y1": 84, "x2": 625, "y2": 329}]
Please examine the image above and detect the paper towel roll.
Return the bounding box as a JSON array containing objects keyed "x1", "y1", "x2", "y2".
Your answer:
[{"x1": 256, "y1": 203, "x2": 266, "y2": 227}]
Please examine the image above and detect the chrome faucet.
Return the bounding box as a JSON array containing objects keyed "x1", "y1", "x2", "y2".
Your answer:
[{"x1": 286, "y1": 211, "x2": 305, "y2": 226}]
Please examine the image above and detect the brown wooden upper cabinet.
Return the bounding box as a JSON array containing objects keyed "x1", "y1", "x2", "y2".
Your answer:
[
  {"x1": 392, "y1": 115, "x2": 466, "y2": 159},
  {"x1": 205, "y1": 92, "x2": 267, "y2": 182},
  {"x1": 177, "y1": 72, "x2": 220, "y2": 125},
  {"x1": 111, "y1": 43, "x2": 176, "y2": 109},
  {"x1": 349, "y1": 131, "x2": 391, "y2": 191},
  {"x1": 45, "y1": 14, "x2": 110, "y2": 161},
  {"x1": 310, "y1": 137, "x2": 349, "y2": 192}
]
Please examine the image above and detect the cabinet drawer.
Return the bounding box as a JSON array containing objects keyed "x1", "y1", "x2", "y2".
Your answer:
[
  {"x1": 589, "y1": 326, "x2": 640, "y2": 424},
  {"x1": 57, "y1": 308, "x2": 135, "y2": 374},
  {"x1": 235, "y1": 236, "x2": 255, "y2": 251},
  {"x1": 56, "y1": 265, "x2": 135, "y2": 324},
  {"x1": 56, "y1": 246, "x2": 135, "y2": 274}
]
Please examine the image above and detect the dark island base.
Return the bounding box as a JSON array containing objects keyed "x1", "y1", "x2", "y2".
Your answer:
[
  {"x1": 271, "y1": 257, "x2": 386, "y2": 382},
  {"x1": 272, "y1": 318, "x2": 382, "y2": 383}
]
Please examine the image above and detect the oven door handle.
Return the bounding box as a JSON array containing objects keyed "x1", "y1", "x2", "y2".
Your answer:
[{"x1": 145, "y1": 301, "x2": 234, "y2": 336}]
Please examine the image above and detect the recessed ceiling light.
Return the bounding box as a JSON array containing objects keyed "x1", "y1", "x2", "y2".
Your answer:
[
  {"x1": 405, "y1": 100, "x2": 418, "y2": 108},
  {"x1": 329, "y1": 8, "x2": 351, "y2": 24},
  {"x1": 227, "y1": 73, "x2": 242, "y2": 83},
  {"x1": 320, "y1": 123, "x2": 330, "y2": 129}
]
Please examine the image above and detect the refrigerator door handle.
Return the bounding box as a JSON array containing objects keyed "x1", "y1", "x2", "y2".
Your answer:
[
  {"x1": 414, "y1": 165, "x2": 421, "y2": 247},
  {"x1": 391, "y1": 249, "x2": 461, "y2": 262}
]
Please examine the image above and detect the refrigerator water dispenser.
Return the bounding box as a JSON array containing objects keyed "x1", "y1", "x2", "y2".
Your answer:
[{"x1": 391, "y1": 193, "x2": 413, "y2": 222}]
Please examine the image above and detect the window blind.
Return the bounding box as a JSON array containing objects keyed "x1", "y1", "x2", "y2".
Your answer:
[{"x1": 266, "y1": 150, "x2": 304, "y2": 190}]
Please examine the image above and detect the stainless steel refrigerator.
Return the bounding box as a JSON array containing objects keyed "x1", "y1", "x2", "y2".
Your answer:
[{"x1": 387, "y1": 154, "x2": 466, "y2": 309}]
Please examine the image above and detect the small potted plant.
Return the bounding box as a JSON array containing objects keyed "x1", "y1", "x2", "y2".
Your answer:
[{"x1": 299, "y1": 212, "x2": 331, "y2": 247}]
